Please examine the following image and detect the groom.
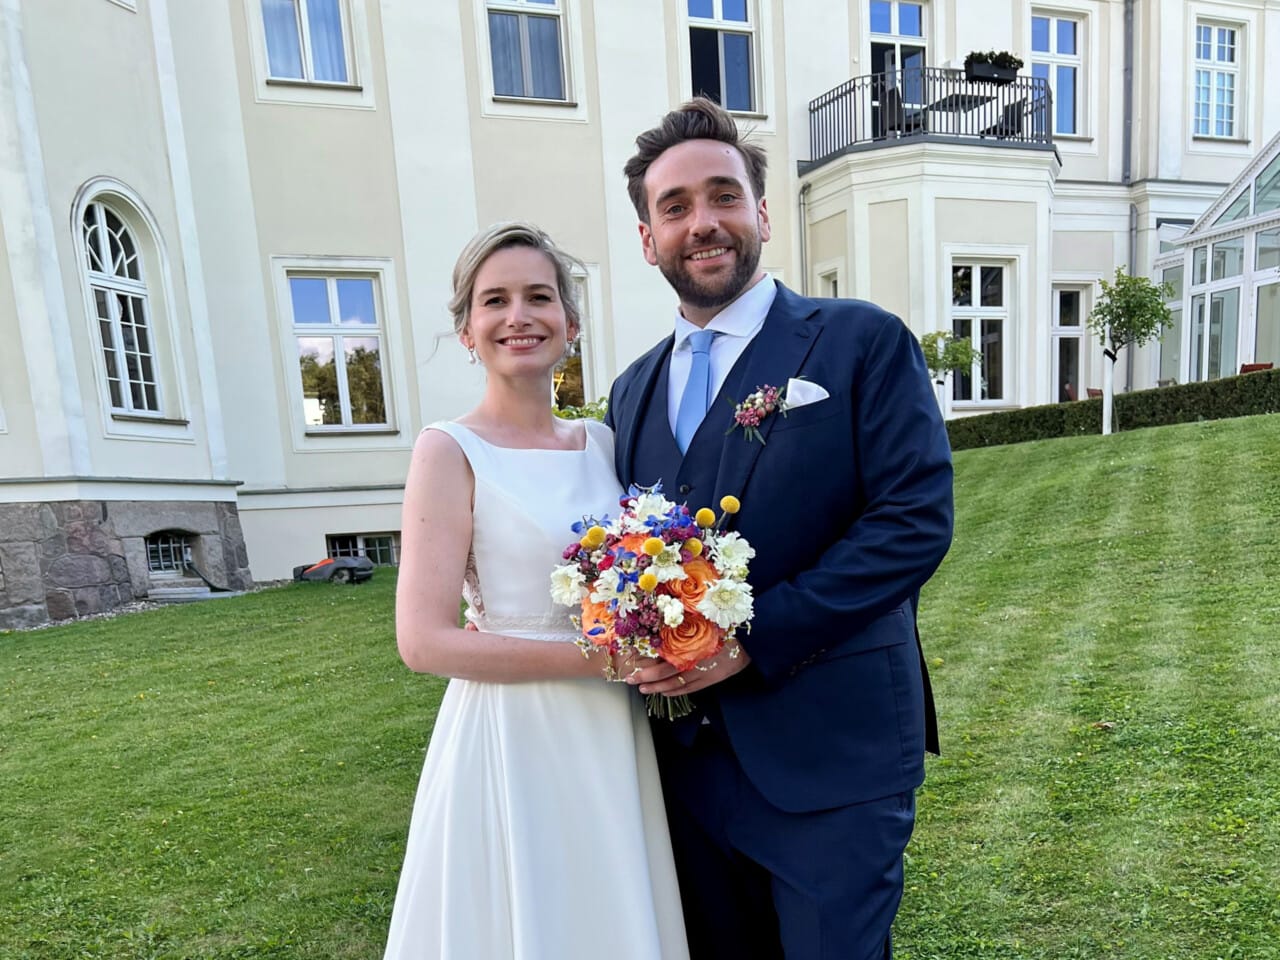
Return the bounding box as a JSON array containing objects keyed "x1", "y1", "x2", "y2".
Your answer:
[{"x1": 606, "y1": 98, "x2": 954, "y2": 959}]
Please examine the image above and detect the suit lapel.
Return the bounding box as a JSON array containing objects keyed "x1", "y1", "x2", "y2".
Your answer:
[
  {"x1": 616, "y1": 336, "x2": 673, "y2": 487},
  {"x1": 711, "y1": 286, "x2": 823, "y2": 520}
]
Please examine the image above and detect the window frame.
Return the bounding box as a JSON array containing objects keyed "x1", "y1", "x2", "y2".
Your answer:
[
  {"x1": 270, "y1": 255, "x2": 408, "y2": 451},
  {"x1": 949, "y1": 259, "x2": 1012, "y2": 408},
  {"x1": 260, "y1": 0, "x2": 355, "y2": 87},
  {"x1": 472, "y1": 0, "x2": 587, "y2": 120},
  {"x1": 244, "y1": 0, "x2": 374, "y2": 109},
  {"x1": 687, "y1": 0, "x2": 760, "y2": 115},
  {"x1": 1191, "y1": 18, "x2": 1242, "y2": 140},
  {"x1": 485, "y1": 0, "x2": 569, "y2": 103},
  {"x1": 327, "y1": 532, "x2": 400, "y2": 565},
  {"x1": 1050, "y1": 284, "x2": 1088, "y2": 402},
  {"x1": 869, "y1": 0, "x2": 928, "y2": 115},
  {"x1": 1030, "y1": 9, "x2": 1085, "y2": 137},
  {"x1": 71, "y1": 181, "x2": 193, "y2": 440}
]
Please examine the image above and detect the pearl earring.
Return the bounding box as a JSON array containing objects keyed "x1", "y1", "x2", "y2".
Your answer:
[{"x1": 467, "y1": 346, "x2": 478, "y2": 365}]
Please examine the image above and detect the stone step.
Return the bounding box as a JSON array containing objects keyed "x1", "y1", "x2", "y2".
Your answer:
[{"x1": 147, "y1": 586, "x2": 244, "y2": 604}]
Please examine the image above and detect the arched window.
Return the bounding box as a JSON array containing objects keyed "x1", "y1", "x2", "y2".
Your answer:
[{"x1": 81, "y1": 201, "x2": 160, "y2": 413}]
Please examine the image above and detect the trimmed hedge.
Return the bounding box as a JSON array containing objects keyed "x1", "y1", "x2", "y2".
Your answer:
[{"x1": 946, "y1": 367, "x2": 1280, "y2": 451}]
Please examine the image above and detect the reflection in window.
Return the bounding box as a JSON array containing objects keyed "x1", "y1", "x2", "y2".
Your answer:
[
  {"x1": 1159, "y1": 265, "x2": 1183, "y2": 384},
  {"x1": 1256, "y1": 284, "x2": 1280, "y2": 367},
  {"x1": 1031, "y1": 11, "x2": 1081, "y2": 135},
  {"x1": 951, "y1": 263, "x2": 1008, "y2": 402},
  {"x1": 1258, "y1": 229, "x2": 1280, "y2": 271},
  {"x1": 1213, "y1": 191, "x2": 1250, "y2": 224},
  {"x1": 1255, "y1": 154, "x2": 1280, "y2": 214},
  {"x1": 288, "y1": 275, "x2": 388, "y2": 428},
  {"x1": 1211, "y1": 236, "x2": 1244, "y2": 280},
  {"x1": 1207, "y1": 288, "x2": 1239, "y2": 379}
]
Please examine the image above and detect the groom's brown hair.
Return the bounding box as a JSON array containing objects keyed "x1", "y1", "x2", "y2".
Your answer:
[{"x1": 624, "y1": 97, "x2": 768, "y2": 224}]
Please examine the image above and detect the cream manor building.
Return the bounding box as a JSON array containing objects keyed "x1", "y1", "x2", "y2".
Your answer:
[{"x1": 1, "y1": 0, "x2": 1278, "y2": 626}]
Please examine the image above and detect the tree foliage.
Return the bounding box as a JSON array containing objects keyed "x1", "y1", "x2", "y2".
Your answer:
[
  {"x1": 919, "y1": 331, "x2": 981, "y2": 383},
  {"x1": 1087, "y1": 268, "x2": 1174, "y2": 359}
]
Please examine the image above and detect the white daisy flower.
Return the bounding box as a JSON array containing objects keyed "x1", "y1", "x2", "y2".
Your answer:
[
  {"x1": 650, "y1": 544, "x2": 690, "y2": 583},
  {"x1": 696, "y1": 579, "x2": 754, "y2": 629},
  {"x1": 549, "y1": 564, "x2": 587, "y2": 607},
  {"x1": 709, "y1": 531, "x2": 756, "y2": 579}
]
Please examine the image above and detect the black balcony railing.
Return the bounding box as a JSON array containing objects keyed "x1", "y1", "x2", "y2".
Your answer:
[{"x1": 806, "y1": 67, "x2": 1053, "y2": 170}]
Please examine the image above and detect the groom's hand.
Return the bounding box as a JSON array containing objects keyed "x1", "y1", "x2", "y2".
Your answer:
[{"x1": 630, "y1": 643, "x2": 752, "y2": 696}]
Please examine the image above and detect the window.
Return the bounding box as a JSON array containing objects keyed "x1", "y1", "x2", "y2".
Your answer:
[
  {"x1": 487, "y1": 0, "x2": 566, "y2": 100},
  {"x1": 688, "y1": 0, "x2": 757, "y2": 112},
  {"x1": 1257, "y1": 283, "x2": 1280, "y2": 367},
  {"x1": 1214, "y1": 191, "x2": 1250, "y2": 225},
  {"x1": 1187, "y1": 239, "x2": 1241, "y2": 381},
  {"x1": 1192, "y1": 21, "x2": 1239, "y2": 138},
  {"x1": 1051, "y1": 287, "x2": 1084, "y2": 401},
  {"x1": 951, "y1": 263, "x2": 1008, "y2": 403},
  {"x1": 1255, "y1": 154, "x2": 1280, "y2": 215},
  {"x1": 822, "y1": 272, "x2": 839, "y2": 299},
  {"x1": 261, "y1": 0, "x2": 351, "y2": 84},
  {"x1": 1258, "y1": 228, "x2": 1280, "y2": 271},
  {"x1": 870, "y1": 0, "x2": 926, "y2": 129},
  {"x1": 147, "y1": 531, "x2": 191, "y2": 576},
  {"x1": 81, "y1": 202, "x2": 160, "y2": 414},
  {"x1": 1159, "y1": 265, "x2": 1183, "y2": 384},
  {"x1": 287, "y1": 274, "x2": 389, "y2": 429},
  {"x1": 1031, "y1": 12, "x2": 1082, "y2": 135},
  {"x1": 328, "y1": 533, "x2": 399, "y2": 565}
]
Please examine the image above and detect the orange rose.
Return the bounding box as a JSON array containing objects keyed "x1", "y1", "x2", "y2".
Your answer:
[
  {"x1": 617, "y1": 533, "x2": 649, "y2": 557},
  {"x1": 580, "y1": 599, "x2": 615, "y2": 647},
  {"x1": 669, "y1": 557, "x2": 717, "y2": 611},
  {"x1": 658, "y1": 613, "x2": 725, "y2": 671}
]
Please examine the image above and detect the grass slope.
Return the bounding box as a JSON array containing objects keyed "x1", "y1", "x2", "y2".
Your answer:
[{"x1": 2, "y1": 413, "x2": 1278, "y2": 958}]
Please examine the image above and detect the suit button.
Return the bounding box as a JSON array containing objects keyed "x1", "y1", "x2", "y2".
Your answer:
[{"x1": 678, "y1": 483, "x2": 691, "y2": 495}]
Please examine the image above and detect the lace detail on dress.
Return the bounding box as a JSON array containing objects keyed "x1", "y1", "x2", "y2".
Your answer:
[
  {"x1": 462, "y1": 547, "x2": 485, "y2": 626},
  {"x1": 475, "y1": 613, "x2": 578, "y2": 641}
]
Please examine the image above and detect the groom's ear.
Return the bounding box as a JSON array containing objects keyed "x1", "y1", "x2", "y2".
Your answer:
[{"x1": 638, "y1": 222, "x2": 658, "y2": 267}]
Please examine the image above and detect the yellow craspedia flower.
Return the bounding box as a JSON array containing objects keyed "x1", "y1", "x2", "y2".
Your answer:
[
  {"x1": 637, "y1": 571, "x2": 659, "y2": 591},
  {"x1": 642, "y1": 537, "x2": 666, "y2": 557},
  {"x1": 719, "y1": 495, "x2": 741, "y2": 515},
  {"x1": 580, "y1": 525, "x2": 606, "y2": 549},
  {"x1": 683, "y1": 538, "x2": 704, "y2": 557},
  {"x1": 694, "y1": 507, "x2": 716, "y2": 528}
]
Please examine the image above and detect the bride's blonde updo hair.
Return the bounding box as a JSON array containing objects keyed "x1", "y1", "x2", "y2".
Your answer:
[{"x1": 448, "y1": 221, "x2": 585, "y2": 336}]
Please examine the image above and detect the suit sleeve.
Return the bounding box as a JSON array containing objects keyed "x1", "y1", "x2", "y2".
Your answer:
[{"x1": 744, "y1": 314, "x2": 954, "y2": 682}]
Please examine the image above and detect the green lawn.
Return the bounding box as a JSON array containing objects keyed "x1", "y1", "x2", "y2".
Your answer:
[{"x1": 3, "y1": 414, "x2": 1279, "y2": 958}]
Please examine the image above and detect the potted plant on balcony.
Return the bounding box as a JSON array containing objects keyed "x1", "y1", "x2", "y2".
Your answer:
[{"x1": 964, "y1": 50, "x2": 1023, "y2": 84}]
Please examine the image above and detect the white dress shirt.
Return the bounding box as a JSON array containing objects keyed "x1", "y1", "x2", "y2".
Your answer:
[{"x1": 666, "y1": 275, "x2": 778, "y2": 437}]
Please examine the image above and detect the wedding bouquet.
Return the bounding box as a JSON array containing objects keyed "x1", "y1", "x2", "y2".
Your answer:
[{"x1": 550, "y1": 484, "x2": 755, "y2": 719}]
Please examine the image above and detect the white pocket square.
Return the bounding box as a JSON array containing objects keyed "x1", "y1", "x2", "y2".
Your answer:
[{"x1": 785, "y1": 378, "x2": 830, "y2": 409}]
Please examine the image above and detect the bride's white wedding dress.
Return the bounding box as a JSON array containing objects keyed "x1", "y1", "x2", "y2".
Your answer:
[{"x1": 384, "y1": 419, "x2": 689, "y2": 960}]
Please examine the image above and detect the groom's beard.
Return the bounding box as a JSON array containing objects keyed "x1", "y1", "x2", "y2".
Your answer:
[{"x1": 657, "y1": 232, "x2": 763, "y2": 310}]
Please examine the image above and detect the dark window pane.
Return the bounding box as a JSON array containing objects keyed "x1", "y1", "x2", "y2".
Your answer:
[
  {"x1": 981, "y1": 318, "x2": 1003, "y2": 399},
  {"x1": 980, "y1": 266, "x2": 1003, "y2": 306},
  {"x1": 1031, "y1": 16, "x2": 1049, "y2": 52},
  {"x1": 1057, "y1": 336, "x2": 1080, "y2": 402},
  {"x1": 488, "y1": 12, "x2": 523, "y2": 96},
  {"x1": 952, "y1": 316, "x2": 972, "y2": 401},
  {"x1": 952, "y1": 266, "x2": 971, "y2": 306},
  {"x1": 528, "y1": 15, "x2": 564, "y2": 100},
  {"x1": 689, "y1": 27, "x2": 722, "y2": 103},
  {"x1": 1058, "y1": 290, "x2": 1080, "y2": 327},
  {"x1": 722, "y1": 32, "x2": 753, "y2": 110}
]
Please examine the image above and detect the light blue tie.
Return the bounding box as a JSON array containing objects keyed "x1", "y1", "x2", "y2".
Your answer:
[{"x1": 675, "y1": 329, "x2": 718, "y2": 454}]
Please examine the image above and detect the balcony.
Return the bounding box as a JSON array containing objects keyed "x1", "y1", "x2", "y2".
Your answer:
[{"x1": 803, "y1": 67, "x2": 1054, "y2": 173}]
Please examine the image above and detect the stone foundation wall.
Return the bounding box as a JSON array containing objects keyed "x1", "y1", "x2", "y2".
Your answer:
[{"x1": 0, "y1": 499, "x2": 254, "y2": 630}]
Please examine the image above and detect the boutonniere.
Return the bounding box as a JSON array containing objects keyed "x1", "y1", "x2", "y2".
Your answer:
[{"x1": 726, "y1": 383, "x2": 788, "y2": 444}]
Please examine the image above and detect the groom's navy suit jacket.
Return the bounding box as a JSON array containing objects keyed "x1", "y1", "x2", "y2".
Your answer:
[{"x1": 606, "y1": 284, "x2": 954, "y2": 814}]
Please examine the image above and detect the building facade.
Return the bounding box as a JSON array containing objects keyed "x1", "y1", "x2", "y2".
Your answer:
[{"x1": 2, "y1": 0, "x2": 1278, "y2": 625}]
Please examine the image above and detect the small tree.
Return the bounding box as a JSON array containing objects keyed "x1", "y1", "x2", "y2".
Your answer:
[
  {"x1": 1086, "y1": 268, "x2": 1174, "y2": 435},
  {"x1": 920, "y1": 331, "x2": 981, "y2": 416}
]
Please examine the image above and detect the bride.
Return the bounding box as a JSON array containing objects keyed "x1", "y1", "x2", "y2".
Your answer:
[{"x1": 384, "y1": 222, "x2": 689, "y2": 959}]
